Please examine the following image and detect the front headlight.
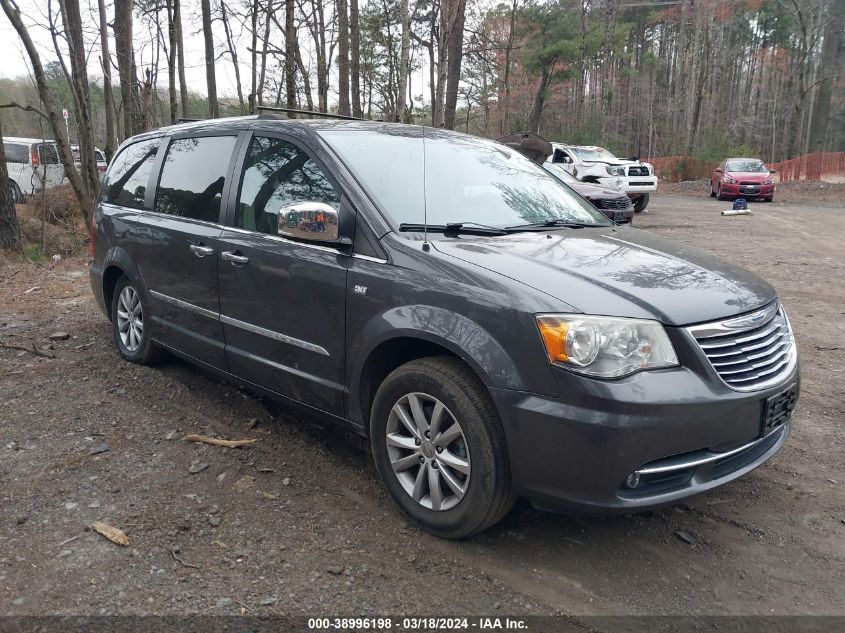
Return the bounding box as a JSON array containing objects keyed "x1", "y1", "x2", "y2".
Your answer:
[
  {"x1": 605, "y1": 166, "x2": 625, "y2": 176},
  {"x1": 724, "y1": 177, "x2": 737, "y2": 184},
  {"x1": 536, "y1": 314, "x2": 679, "y2": 378}
]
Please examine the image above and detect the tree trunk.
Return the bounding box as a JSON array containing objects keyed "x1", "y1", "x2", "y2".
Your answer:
[
  {"x1": 337, "y1": 0, "x2": 351, "y2": 116},
  {"x1": 257, "y1": 0, "x2": 273, "y2": 106},
  {"x1": 808, "y1": 0, "x2": 845, "y2": 152},
  {"x1": 350, "y1": 0, "x2": 362, "y2": 118},
  {"x1": 443, "y1": 0, "x2": 466, "y2": 130},
  {"x1": 97, "y1": 0, "x2": 116, "y2": 160},
  {"x1": 528, "y1": 62, "x2": 555, "y2": 133},
  {"x1": 166, "y1": 0, "x2": 178, "y2": 123},
  {"x1": 201, "y1": 0, "x2": 219, "y2": 118},
  {"x1": 221, "y1": 1, "x2": 246, "y2": 113},
  {"x1": 499, "y1": 0, "x2": 518, "y2": 135},
  {"x1": 0, "y1": 118, "x2": 22, "y2": 252},
  {"x1": 285, "y1": 0, "x2": 297, "y2": 109},
  {"x1": 395, "y1": 0, "x2": 411, "y2": 122},
  {"x1": 59, "y1": 0, "x2": 99, "y2": 201},
  {"x1": 113, "y1": 0, "x2": 135, "y2": 138},
  {"x1": 434, "y1": 0, "x2": 448, "y2": 126},
  {"x1": 174, "y1": 0, "x2": 189, "y2": 117}
]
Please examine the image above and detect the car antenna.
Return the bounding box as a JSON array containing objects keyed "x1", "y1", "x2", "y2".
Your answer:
[{"x1": 422, "y1": 121, "x2": 430, "y2": 252}]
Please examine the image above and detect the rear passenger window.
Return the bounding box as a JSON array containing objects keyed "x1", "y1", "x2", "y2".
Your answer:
[
  {"x1": 155, "y1": 136, "x2": 237, "y2": 222},
  {"x1": 103, "y1": 138, "x2": 160, "y2": 209},
  {"x1": 37, "y1": 143, "x2": 60, "y2": 164},
  {"x1": 3, "y1": 143, "x2": 28, "y2": 163},
  {"x1": 236, "y1": 136, "x2": 340, "y2": 235}
]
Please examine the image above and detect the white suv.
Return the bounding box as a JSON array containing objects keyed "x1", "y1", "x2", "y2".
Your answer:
[
  {"x1": 3, "y1": 137, "x2": 66, "y2": 203},
  {"x1": 546, "y1": 144, "x2": 658, "y2": 212}
]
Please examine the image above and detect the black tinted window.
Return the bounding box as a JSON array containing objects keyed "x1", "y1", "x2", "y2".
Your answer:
[
  {"x1": 4, "y1": 143, "x2": 28, "y2": 163},
  {"x1": 37, "y1": 143, "x2": 59, "y2": 164},
  {"x1": 236, "y1": 136, "x2": 340, "y2": 235},
  {"x1": 155, "y1": 136, "x2": 236, "y2": 222},
  {"x1": 103, "y1": 139, "x2": 160, "y2": 209}
]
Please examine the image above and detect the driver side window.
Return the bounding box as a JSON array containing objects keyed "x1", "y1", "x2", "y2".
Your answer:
[{"x1": 236, "y1": 136, "x2": 341, "y2": 236}]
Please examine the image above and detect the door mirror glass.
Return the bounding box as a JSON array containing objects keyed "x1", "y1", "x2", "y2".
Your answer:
[{"x1": 278, "y1": 202, "x2": 340, "y2": 242}]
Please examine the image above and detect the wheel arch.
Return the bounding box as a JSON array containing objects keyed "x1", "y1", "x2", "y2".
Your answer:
[
  {"x1": 349, "y1": 307, "x2": 528, "y2": 429},
  {"x1": 101, "y1": 247, "x2": 145, "y2": 320}
]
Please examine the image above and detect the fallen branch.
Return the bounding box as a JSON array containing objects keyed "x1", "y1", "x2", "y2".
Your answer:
[
  {"x1": 182, "y1": 433, "x2": 258, "y2": 448},
  {"x1": 0, "y1": 340, "x2": 55, "y2": 359},
  {"x1": 91, "y1": 521, "x2": 129, "y2": 546},
  {"x1": 170, "y1": 547, "x2": 201, "y2": 569}
]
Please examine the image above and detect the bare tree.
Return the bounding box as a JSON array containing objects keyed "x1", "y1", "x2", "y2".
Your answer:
[
  {"x1": 201, "y1": 0, "x2": 219, "y2": 117},
  {"x1": 174, "y1": 0, "x2": 189, "y2": 116},
  {"x1": 350, "y1": 0, "x2": 362, "y2": 117},
  {"x1": 443, "y1": 0, "x2": 466, "y2": 129},
  {"x1": 395, "y1": 0, "x2": 411, "y2": 122},
  {"x1": 337, "y1": 0, "x2": 351, "y2": 116},
  {"x1": 97, "y1": 0, "x2": 117, "y2": 159},
  {"x1": 0, "y1": 0, "x2": 94, "y2": 223},
  {"x1": 113, "y1": 0, "x2": 138, "y2": 137},
  {"x1": 284, "y1": 0, "x2": 296, "y2": 109}
]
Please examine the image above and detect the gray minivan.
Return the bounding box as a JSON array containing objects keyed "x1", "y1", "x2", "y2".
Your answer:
[{"x1": 90, "y1": 115, "x2": 799, "y2": 538}]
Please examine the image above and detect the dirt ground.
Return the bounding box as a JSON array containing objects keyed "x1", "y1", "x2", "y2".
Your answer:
[{"x1": 1, "y1": 192, "x2": 843, "y2": 619}]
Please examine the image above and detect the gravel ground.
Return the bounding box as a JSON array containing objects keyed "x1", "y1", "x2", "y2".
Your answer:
[{"x1": 0, "y1": 193, "x2": 843, "y2": 618}]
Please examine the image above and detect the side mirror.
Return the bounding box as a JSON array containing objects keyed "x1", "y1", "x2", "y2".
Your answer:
[
  {"x1": 278, "y1": 202, "x2": 345, "y2": 244},
  {"x1": 768, "y1": 167, "x2": 778, "y2": 174},
  {"x1": 715, "y1": 168, "x2": 723, "y2": 173}
]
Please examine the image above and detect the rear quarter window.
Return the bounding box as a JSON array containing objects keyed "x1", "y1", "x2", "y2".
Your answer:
[
  {"x1": 102, "y1": 138, "x2": 161, "y2": 209},
  {"x1": 3, "y1": 143, "x2": 28, "y2": 163}
]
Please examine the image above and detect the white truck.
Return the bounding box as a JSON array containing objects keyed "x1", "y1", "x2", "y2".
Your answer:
[{"x1": 545, "y1": 144, "x2": 658, "y2": 212}]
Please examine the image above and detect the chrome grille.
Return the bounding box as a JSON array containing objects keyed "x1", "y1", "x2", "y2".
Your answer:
[
  {"x1": 687, "y1": 304, "x2": 797, "y2": 391},
  {"x1": 595, "y1": 197, "x2": 632, "y2": 210},
  {"x1": 628, "y1": 165, "x2": 649, "y2": 176}
]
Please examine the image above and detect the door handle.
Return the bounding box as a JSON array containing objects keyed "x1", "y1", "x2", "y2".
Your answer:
[
  {"x1": 190, "y1": 244, "x2": 214, "y2": 257},
  {"x1": 221, "y1": 251, "x2": 249, "y2": 265}
]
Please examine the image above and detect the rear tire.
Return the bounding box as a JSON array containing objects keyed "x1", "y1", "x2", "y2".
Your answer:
[
  {"x1": 633, "y1": 193, "x2": 650, "y2": 213},
  {"x1": 370, "y1": 356, "x2": 515, "y2": 539},
  {"x1": 110, "y1": 275, "x2": 164, "y2": 365},
  {"x1": 8, "y1": 180, "x2": 22, "y2": 204},
  {"x1": 709, "y1": 182, "x2": 716, "y2": 198}
]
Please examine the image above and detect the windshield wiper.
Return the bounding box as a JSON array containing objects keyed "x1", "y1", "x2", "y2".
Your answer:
[
  {"x1": 399, "y1": 222, "x2": 509, "y2": 236},
  {"x1": 504, "y1": 219, "x2": 604, "y2": 231}
]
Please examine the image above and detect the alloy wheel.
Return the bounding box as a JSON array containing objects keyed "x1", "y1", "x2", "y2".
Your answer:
[
  {"x1": 116, "y1": 285, "x2": 143, "y2": 352},
  {"x1": 385, "y1": 392, "x2": 470, "y2": 511}
]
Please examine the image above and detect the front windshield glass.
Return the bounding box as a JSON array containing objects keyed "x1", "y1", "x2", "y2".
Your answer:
[
  {"x1": 570, "y1": 147, "x2": 617, "y2": 161},
  {"x1": 320, "y1": 128, "x2": 610, "y2": 228},
  {"x1": 725, "y1": 159, "x2": 766, "y2": 173}
]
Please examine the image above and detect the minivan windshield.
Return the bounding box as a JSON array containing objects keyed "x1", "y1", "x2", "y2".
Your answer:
[{"x1": 320, "y1": 128, "x2": 610, "y2": 230}]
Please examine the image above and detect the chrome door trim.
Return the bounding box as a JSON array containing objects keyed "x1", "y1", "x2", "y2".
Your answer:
[
  {"x1": 150, "y1": 289, "x2": 219, "y2": 320},
  {"x1": 150, "y1": 290, "x2": 329, "y2": 357},
  {"x1": 220, "y1": 225, "x2": 346, "y2": 255},
  {"x1": 220, "y1": 314, "x2": 330, "y2": 356},
  {"x1": 352, "y1": 253, "x2": 388, "y2": 264}
]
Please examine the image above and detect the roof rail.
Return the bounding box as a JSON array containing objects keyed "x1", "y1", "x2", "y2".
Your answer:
[{"x1": 254, "y1": 106, "x2": 365, "y2": 121}]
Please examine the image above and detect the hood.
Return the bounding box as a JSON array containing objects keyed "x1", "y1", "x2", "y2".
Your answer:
[
  {"x1": 567, "y1": 180, "x2": 626, "y2": 199},
  {"x1": 431, "y1": 227, "x2": 776, "y2": 326},
  {"x1": 725, "y1": 172, "x2": 771, "y2": 182}
]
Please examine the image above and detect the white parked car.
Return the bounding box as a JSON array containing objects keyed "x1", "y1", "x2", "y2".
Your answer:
[
  {"x1": 545, "y1": 144, "x2": 658, "y2": 212},
  {"x1": 71, "y1": 144, "x2": 109, "y2": 178},
  {"x1": 3, "y1": 137, "x2": 66, "y2": 203}
]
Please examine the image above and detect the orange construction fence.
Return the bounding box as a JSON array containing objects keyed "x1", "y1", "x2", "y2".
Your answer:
[{"x1": 647, "y1": 152, "x2": 845, "y2": 183}]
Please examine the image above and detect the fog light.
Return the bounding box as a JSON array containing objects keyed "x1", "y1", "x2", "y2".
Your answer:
[{"x1": 625, "y1": 472, "x2": 640, "y2": 489}]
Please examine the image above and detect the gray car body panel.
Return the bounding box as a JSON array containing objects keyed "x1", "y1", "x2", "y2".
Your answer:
[{"x1": 90, "y1": 117, "x2": 797, "y2": 514}]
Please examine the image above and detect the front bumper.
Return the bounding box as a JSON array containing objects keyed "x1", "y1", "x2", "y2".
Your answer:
[
  {"x1": 720, "y1": 183, "x2": 775, "y2": 198},
  {"x1": 490, "y1": 358, "x2": 799, "y2": 514},
  {"x1": 597, "y1": 175, "x2": 658, "y2": 195}
]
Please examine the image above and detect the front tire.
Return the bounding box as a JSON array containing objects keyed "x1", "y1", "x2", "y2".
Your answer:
[
  {"x1": 110, "y1": 276, "x2": 163, "y2": 365},
  {"x1": 633, "y1": 193, "x2": 650, "y2": 213},
  {"x1": 370, "y1": 357, "x2": 515, "y2": 539},
  {"x1": 716, "y1": 185, "x2": 726, "y2": 201}
]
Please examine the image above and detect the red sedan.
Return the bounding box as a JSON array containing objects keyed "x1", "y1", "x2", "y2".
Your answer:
[{"x1": 710, "y1": 158, "x2": 776, "y2": 202}]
